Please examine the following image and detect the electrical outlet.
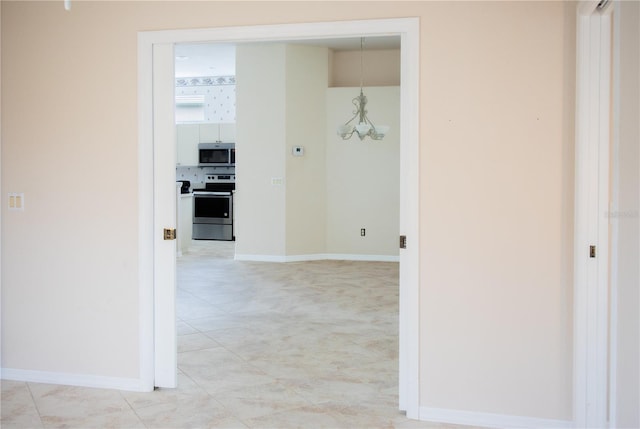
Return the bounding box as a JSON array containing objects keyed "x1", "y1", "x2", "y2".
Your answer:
[
  {"x1": 361, "y1": 228, "x2": 366, "y2": 236},
  {"x1": 8, "y1": 192, "x2": 25, "y2": 211}
]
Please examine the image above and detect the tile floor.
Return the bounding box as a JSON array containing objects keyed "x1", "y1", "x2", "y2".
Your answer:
[{"x1": 2, "y1": 241, "x2": 480, "y2": 429}]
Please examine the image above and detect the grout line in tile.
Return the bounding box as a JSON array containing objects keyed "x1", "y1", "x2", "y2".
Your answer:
[
  {"x1": 25, "y1": 382, "x2": 45, "y2": 429},
  {"x1": 118, "y1": 388, "x2": 149, "y2": 429}
]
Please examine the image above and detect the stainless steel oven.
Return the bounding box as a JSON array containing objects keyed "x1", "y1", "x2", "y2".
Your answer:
[{"x1": 192, "y1": 191, "x2": 233, "y2": 241}]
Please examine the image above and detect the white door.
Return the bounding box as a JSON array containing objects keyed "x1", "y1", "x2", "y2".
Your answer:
[
  {"x1": 152, "y1": 42, "x2": 178, "y2": 388},
  {"x1": 574, "y1": 2, "x2": 613, "y2": 426}
]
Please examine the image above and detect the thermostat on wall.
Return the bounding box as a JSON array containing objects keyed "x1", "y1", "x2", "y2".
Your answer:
[{"x1": 292, "y1": 146, "x2": 304, "y2": 157}]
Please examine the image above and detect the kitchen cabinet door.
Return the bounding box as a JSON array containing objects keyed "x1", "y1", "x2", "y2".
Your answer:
[
  {"x1": 176, "y1": 124, "x2": 199, "y2": 166},
  {"x1": 199, "y1": 123, "x2": 235, "y2": 143},
  {"x1": 199, "y1": 123, "x2": 219, "y2": 143},
  {"x1": 219, "y1": 123, "x2": 236, "y2": 142}
]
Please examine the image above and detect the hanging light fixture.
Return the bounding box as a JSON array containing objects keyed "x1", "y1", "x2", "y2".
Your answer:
[{"x1": 337, "y1": 37, "x2": 389, "y2": 141}]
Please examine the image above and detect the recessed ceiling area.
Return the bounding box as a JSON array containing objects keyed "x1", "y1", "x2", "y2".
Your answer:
[
  {"x1": 174, "y1": 36, "x2": 401, "y2": 78},
  {"x1": 175, "y1": 43, "x2": 236, "y2": 77}
]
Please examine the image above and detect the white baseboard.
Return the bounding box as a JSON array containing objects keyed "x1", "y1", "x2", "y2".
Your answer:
[
  {"x1": 1, "y1": 368, "x2": 151, "y2": 392},
  {"x1": 234, "y1": 254, "x2": 288, "y2": 262},
  {"x1": 419, "y1": 407, "x2": 573, "y2": 429},
  {"x1": 322, "y1": 253, "x2": 399, "y2": 262},
  {"x1": 234, "y1": 253, "x2": 399, "y2": 263}
]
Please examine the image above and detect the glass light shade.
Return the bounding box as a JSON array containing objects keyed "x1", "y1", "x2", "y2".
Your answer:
[
  {"x1": 372, "y1": 125, "x2": 390, "y2": 139},
  {"x1": 374, "y1": 125, "x2": 389, "y2": 135},
  {"x1": 337, "y1": 124, "x2": 353, "y2": 137},
  {"x1": 355, "y1": 123, "x2": 372, "y2": 135}
]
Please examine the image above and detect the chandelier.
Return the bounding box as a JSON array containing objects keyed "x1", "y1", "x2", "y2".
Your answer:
[{"x1": 337, "y1": 37, "x2": 389, "y2": 141}]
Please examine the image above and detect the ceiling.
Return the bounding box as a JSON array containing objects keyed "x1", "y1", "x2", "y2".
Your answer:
[{"x1": 174, "y1": 36, "x2": 401, "y2": 78}]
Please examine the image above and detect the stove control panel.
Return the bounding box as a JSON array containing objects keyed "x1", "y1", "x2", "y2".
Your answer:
[{"x1": 205, "y1": 174, "x2": 235, "y2": 182}]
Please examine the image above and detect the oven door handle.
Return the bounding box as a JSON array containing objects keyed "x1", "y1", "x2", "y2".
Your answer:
[{"x1": 193, "y1": 192, "x2": 232, "y2": 196}]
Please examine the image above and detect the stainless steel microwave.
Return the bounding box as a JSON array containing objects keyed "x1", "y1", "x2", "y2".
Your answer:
[{"x1": 198, "y1": 143, "x2": 235, "y2": 167}]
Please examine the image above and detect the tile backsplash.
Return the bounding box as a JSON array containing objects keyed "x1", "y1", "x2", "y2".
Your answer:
[{"x1": 176, "y1": 165, "x2": 235, "y2": 190}]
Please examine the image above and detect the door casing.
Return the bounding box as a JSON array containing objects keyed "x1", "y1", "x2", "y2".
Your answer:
[{"x1": 137, "y1": 18, "x2": 421, "y2": 419}]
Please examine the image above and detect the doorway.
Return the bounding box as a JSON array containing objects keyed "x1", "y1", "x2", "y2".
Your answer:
[
  {"x1": 175, "y1": 41, "x2": 402, "y2": 419},
  {"x1": 138, "y1": 18, "x2": 421, "y2": 419}
]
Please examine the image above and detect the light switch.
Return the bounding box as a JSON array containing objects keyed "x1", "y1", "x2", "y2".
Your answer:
[
  {"x1": 8, "y1": 192, "x2": 25, "y2": 211},
  {"x1": 271, "y1": 177, "x2": 284, "y2": 186}
]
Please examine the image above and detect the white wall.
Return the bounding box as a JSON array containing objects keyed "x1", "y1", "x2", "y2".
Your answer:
[
  {"x1": 326, "y1": 87, "x2": 400, "y2": 257},
  {"x1": 285, "y1": 45, "x2": 329, "y2": 256},
  {"x1": 235, "y1": 44, "x2": 287, "y2": 257},
  {"x1": 235, "y1": 44, "x2": 399, "y2": 260},
  {"x1": 613, "y1": 1, "x2": 640, "y2": 426}
]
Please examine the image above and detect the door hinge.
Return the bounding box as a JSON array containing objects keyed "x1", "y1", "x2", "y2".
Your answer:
[
  {"x1": 164, "y1": 228, "x2": 177, "y2": 240},
  {"x1": 590, "y1": 245, "x2": 596, "y2": 258},
  {"x1": 399, "y1": 235, "x2": 407, "y2": 249}
]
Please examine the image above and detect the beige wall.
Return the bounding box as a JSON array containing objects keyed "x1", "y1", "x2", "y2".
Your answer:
[
  {"x1": 613, "y1": 1, "x2": 640, "y2": 427},
  {"x1": 330, "y1": 48, "x2": 400, "y2": 87},
  {"x1": 419, "y1": 1, "x2": 574, "y2": 419},
  {"x1": 1, "y1": 1, "x2": 142, "y2": 378},
  {"x1": 1, "y1": 0, "x2": 582, "y2": 422}
]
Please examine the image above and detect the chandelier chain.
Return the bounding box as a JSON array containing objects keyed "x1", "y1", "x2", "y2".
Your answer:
[{"x1": 360, "y1": 37, "x2": 364, "y2": 90}]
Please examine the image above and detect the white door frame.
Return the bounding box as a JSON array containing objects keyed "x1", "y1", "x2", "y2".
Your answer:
[
  {"x1": 137, "y1": 18, "x2": 421, "y2": 418},
  {"x1": 574, "y1": 1, "x2": 613, "y2": 427}
]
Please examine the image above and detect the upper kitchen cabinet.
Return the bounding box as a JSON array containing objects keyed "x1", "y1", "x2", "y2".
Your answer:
[
  {"x1": 176, "y1": 124, "x2": 199, "y2": 166},
  {"x1": 199, "y1": 123, "x2": 236, "y2": 143},
  {"x1": 219, "y1": 124, "x2": 236, "y2": 142}
]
